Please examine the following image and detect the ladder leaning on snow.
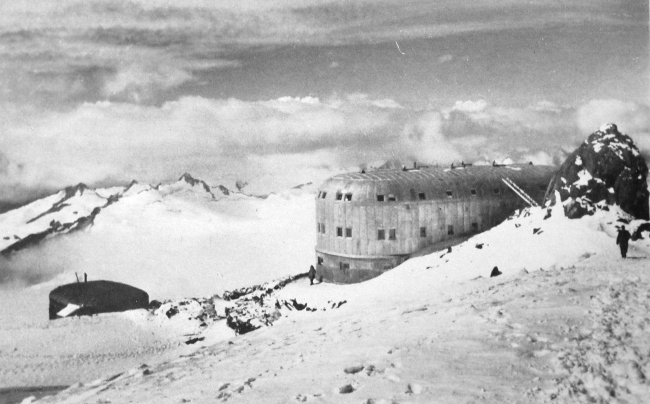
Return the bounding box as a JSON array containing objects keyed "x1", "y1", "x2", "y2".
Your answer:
[{"x1": 501, "y1": 177, "x2": 539, "y2": 207}]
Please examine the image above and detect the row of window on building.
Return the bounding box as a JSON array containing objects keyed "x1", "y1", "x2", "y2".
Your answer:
[
  {"x1": 317, "y1": 222, "x2": 480, "y2": 239},
  {"x1": 317, "y1": 188, "x2": 504, "y2": 202}
]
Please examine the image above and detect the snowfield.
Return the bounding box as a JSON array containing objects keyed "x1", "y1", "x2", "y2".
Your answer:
[{"x1": 1, "y1": 179, "x2": 649, "y2": 404}]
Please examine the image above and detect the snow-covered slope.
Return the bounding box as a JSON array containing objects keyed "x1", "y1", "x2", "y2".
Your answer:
[
  {"x1": 0, "y1": 174, "x2": 317, "y2": 299},
  {"x1": 3, "y1": 169, "x2": 650, "y2": 404},
  {"x1": 5, "y1": 194, "x2": 649, "y2": 404},
  {"x1": 0, "y1": 174, "x2": 239, "y2": 256},
  {"x1": 0, "y1": 184, "x2": 111, "y2": 253}
]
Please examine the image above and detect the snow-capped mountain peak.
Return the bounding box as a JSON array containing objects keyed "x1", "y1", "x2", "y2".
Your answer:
[
  {"x1": 179, "y1": 173, "x2": 212, "y2": 194},
  {"x1": 0, "y1": 174, "x2": 244, "y2": 255}
]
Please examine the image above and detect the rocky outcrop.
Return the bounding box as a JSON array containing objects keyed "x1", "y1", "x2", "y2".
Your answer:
[
  {"x1": 179, "y1": 173, "x2": 213, "y2": 195},
  {"x1": 2, "y1": 207, "x2": 102, "y2": 255},
  {"x1": 545, "y1": 123, "x2": 649, "y2": 219}
]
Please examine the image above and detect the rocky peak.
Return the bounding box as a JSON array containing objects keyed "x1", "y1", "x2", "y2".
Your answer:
[
  {"x1": 215, "y1": 185, "x2": 230, "y2": 196},
  {"x1": 62, "y1": 183, "x2": 88, "y2": 198},
  {"x1": 545, "y1": 123, "x2": 649, "y2": 219},
  {"x1": 179, "y1": 173, "x2": 212, "y2": 195}
]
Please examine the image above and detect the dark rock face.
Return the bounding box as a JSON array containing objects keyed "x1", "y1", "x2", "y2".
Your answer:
[{"x1": 545, "y1": 123, "x2": 649, "y2": 220}]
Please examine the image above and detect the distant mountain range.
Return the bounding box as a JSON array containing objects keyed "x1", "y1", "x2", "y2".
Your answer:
[{"x1": 0, "y1": 173, "x2": 238, "y2": 255}]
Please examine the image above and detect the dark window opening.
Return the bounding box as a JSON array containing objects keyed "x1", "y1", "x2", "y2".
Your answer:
[
  {"x1": 317, "y1": 223, "x2": 320, "y2": 232},
  {"x1": 539, "y1": 185, "x2": 546, "y2": 191},
  {"x1": 420, "y1": 226, "x2": 427, "y2": 237},
  {"x1": 377, "y1": 229, "x2": 386, "y2": 240},
  {"x1": 446, "y1": 190, "x2": 453, "y2": 198},
  {"x1": 471, "y1": 222, "x2": 479, "y2": 232},
  {"x1": 418, "y1": 192, "x2": 426, "y2": 200},
  {"x1": 447, "y1": 225, "x2": 454, "y2": 235},
  {"x1": 340, "y1": 262, "x2": 350, "y2": 271},
  {"x1": 388, "y1": 194, "x2": 396, "y2": 202},
  {"x1": 344, "y1": 193, "x2": 352, "y2": 201},
  {"x1": 336, "y1": 192, "x2": 343, "y2": 200},
  {"x1": 336, "y1": 227, "x2": 343, "y2": 237},
  {"x1": 377, "y1": 194, "x2": 385, "y2": 202},
  {"x1": 345, "y1": 227, "x2": 352, "y2": 238},
  {"x1": 317, "y1": 191, "x2": 321, "y2": 198},
  {"x1": 317, "y1": 256, "x2": 324, "y2": 265},
  {"x1": 389, "y1": 229, "x2": 396, "y2": 240},
  {"x1": 321, "y1": 192, "x2": 327, "y2": 199},
  {"x1": 321, "y1": 224, "x2": 326, "y2": 234},
  {"x1": 493, "y1": 188, "x2": 500, "y2": 195},
  {"x1": 470, "y1": 189, "x2": 477, "y2": 196}
]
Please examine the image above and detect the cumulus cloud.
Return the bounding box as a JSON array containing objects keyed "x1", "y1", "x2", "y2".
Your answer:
[
  {"x1": 452, "y1": 99, "x2": 488, "y2": 113},
  {"x1": 2, "y1": 95, "x2": 647, "y2": 208},
  {"x1": 577, "y1": 99, "x2": 650, "y2": 151},
  {"x1": 399, "y1": 112, "x2": 463, "y2": 164},
  {"x1": 0, "y1": 95, "x2": 404, "y2": 202}
]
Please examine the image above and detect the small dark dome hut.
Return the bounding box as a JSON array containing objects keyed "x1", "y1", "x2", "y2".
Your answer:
[
  {"x1": 315, "y1": 164, "x2": 555, "y2": 283},
  {"x1": 49, "y1": 280, "x2": 149, "y2": 320}
]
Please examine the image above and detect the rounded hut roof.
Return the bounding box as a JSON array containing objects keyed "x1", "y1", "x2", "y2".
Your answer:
[{"x1": 318, "y1": 164, "x2": 555, "y2": 201}]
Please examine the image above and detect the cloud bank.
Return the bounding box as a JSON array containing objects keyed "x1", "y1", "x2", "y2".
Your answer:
[{"x1": 1, "y1": 94, "x2": 648, "y2": 208}]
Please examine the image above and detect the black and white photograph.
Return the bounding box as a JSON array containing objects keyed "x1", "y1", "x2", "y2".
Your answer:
[{"x1": 0, "y1": 1, "x2": 648, "y2": 403}]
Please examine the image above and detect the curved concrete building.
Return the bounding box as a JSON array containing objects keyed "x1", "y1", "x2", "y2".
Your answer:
[{"x1": 315, "y1": 164, "x2": 555, "y2": 283}]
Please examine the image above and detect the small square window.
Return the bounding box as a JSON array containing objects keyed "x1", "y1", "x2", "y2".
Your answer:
[
  {"x1": 418, "y1": 192, "x2": 426, "y2": 200},
  {"x1": 317, "y1": 256, "x2": 323, "y2": 265},
  {"x1": 388, "y1": 194, "x2": 396, "y2": 202},
  {"x1": 446, "y1": 190, "x2": 453, "y2": 198},
  {"x1": 389, "y1": 229, "x2": 396, "y2": 240},
  {"x1": 377, "y1": 194, "x2": 385, "y2": 202},
  {"x1": 345, "y1": 227, "x2": 352, "y2": 238},
  {"x1": 420, "y1": 226, "x2": 427, "y2": 237},
  {"x1": 321, "y1": 192, "x2": 327, "y2": 199},
  {"x1": 336, "y1": 193, "x2": 343, "y2": 200},
  {"x1": 321, "y1": 224, "x2": 326, "y2": 233},
  {"x1": 377, "y1": 229, "x2": 385, "y2": 240},
  {"x1": 339, "y1": 262, "x2": 350, "y2": 271},
  {"x1": 447, "y1": 225, "x2": 454, "y2": 235},
  {"x1": 493, "y1": 188, "x2": 500, "y2": 195},
  {"x1": 344, "y1": 193, "x2": 352, "y2": 201},
  {"x1": 470, "y1": 189, "x2": 477, "y2": 196},
  {"x1": 471, "y1": 222, "x2": 479, "y2": 232},
  {"x1": 336, "y1": 227, "x2": 343, "y2": 237}
]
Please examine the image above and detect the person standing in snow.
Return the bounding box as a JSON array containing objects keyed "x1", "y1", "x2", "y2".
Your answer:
[
  {"x1": 616, "y1": 225, "x2": 632, "y2": 258},
  {"x1": 308, "y1": 265, "x2": 316, "y2": 285}
]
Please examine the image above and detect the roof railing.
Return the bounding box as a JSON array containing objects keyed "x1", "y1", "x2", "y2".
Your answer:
[{"x1": 502, "y1": 178, "x2": 538, "y2": 207}]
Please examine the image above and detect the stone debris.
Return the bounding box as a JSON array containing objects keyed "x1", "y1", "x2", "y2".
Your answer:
[{"x1": 152, "y1": 273, "x2": 348, "y2": 338}]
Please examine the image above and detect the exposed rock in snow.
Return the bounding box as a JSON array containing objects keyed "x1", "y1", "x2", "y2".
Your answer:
[
  {"x1": 0, "y1": 184, "x2": 114, "y2": 254},
  {"x1": 0, "y1": 174, "x2": 247, "y2": 256},
  {"x1": 26, "y1": 202, "x2": 650, "y2": 403},
  {"x1": 3, "y1": 185, "x2": 650, "y2": 404},
  {"x1": 545, "y1": 123, "x2": 649, "y2": 220}
]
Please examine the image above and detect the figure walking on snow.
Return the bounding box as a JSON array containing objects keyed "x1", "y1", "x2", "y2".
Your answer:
[
  {"x1": 308, "y1": 265, "x2": 316, "y2": 285},
  {"x1": 616, "y1": 225, "x2": 632, "y2": 258}
]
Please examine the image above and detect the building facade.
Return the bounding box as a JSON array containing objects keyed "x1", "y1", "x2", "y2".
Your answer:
[{"x1": 315, "y1": 164, "x2": 555, "y2": 283}]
